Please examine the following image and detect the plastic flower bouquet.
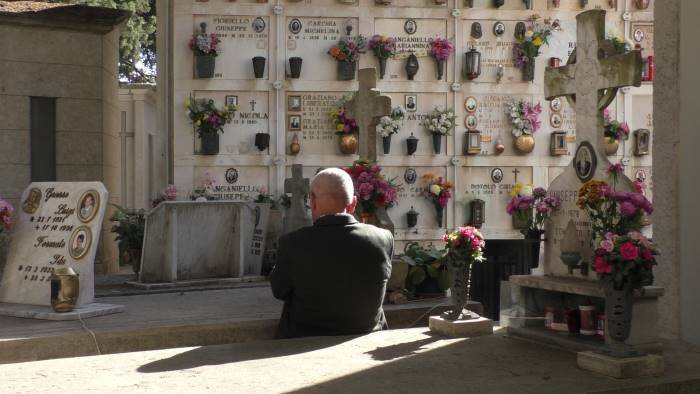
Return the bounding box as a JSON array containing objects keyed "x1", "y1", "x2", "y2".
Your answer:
[
  {"x1": 441, "y1": 226, "x2": 486, "y2": 270},
  {"x1": 421, "y1": 106, "x2": 457, "y2": 136},
  {"x1": 344, "y1": 160, "x2": 399, "y2": 215},
  {"x1": 421, "y1": 174, "x2": 452, "y2": 207},
  {"x1": 184, "y1": 96, "x2": 237, "y2": 137},
  {"x1": 189, "y1": 23, "x2": 221, "y2": 57},
  {"x1": 0, "y1": 197, "x2": 13, "y2": 234},
  {"x1": 603, "y1": 108, "x2": 631, "y2": 142},
  {"x1": 330, "y1": 108, "x2": 358, "y2": 135},
  {"x1": 506, "y1": 184, "x2": 560, "y2": 237},
  {"x1": 376, "y1": 107, "x2": 405, "y2": 138},
  {"x1": 429, "y1": 38, "x2": 454, "y2": 61},
  {"x1": 593, "y1": 231, "x2": 657, "y2": 290},
  {"x1": 505, "y1": 99, "x2": 542, "y2": 137},
  {"x1": 368, "y1": 34, "x2": 396, "y2": 59},
  {"x1": 512, "y1": 15, "x2": 561, "y2": 69},
  {"x1": 328, "y1": 35, "x2": 368, "y2": 63}
]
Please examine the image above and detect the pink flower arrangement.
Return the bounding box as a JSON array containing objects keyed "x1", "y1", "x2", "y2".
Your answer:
[
  {"x1": 344, "y1": 161, "x2": 399, "y2": 215},
  {"x1": 420, "y1": 174, "x2": 452, "y2": 207},
  {"x1": 189, "y1": 23, "x2": 221, "y2": 57},
  {"x1": 505, "y1": 99, "x2": 543, "y2": 137},
  {"x1": 429, "y1": 38, "x2": 454, "y2": 61},
  {"x1": 151, "y1": 184, "x2": 178, "y2": 208},
  {"x1": 368, "y1": 35, "x2": 396, "y2": 59},
  {"x1": 593, "y1": 231, "x2": 658, "y2": 289},
  {"x1": 0, "y1": 197, "x2": 13, "y2": 233},
  {"x1": 441, "y1": 226, "x2": 486, "y2": 269},
  {"x1": 603, "y1": 108, "x2": 630, "y2": 142}
]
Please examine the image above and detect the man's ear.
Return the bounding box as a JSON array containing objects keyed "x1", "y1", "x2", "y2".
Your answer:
[{"x1": 346, "y1": 195, "x2": 357, "y2": 214}]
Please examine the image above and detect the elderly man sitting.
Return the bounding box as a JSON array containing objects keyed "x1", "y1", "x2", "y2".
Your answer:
[{"x1": 270, "y1": 168, "x2": 394, "y2": 339}]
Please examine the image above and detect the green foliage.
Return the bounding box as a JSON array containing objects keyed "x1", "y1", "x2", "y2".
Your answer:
[
  {"x1": 50, "y1": 0, "x2": 156, "y2": 83},
  {"x1": 400, "y1": 243, "x2": 450, "y2": 293},
  {"x1": 109, "y1": 204, "x2": 146, "y2": 253}
]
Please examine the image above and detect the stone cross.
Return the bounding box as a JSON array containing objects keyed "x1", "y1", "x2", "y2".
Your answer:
[
  {"x1": 345, "y1": 68, "x2": 392, "y2": 162},
  {"x1": 283, "y1": 164, "x2": 311, "y2": 234},
  {"x1": 544, "y1": 10, "x2": 642, "y2": 154}
]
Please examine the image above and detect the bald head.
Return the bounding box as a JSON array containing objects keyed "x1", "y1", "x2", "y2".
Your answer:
[{"x1": 310, "y1": 168, "x2": 357, "y2": 221}]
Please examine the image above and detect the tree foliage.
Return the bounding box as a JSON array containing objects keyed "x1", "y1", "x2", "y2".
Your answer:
[{"x1": 50, "y1": 0, "x2": 156, "y2": 83}]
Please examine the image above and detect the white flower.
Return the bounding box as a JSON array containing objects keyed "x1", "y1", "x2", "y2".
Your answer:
[
  {"x1": 512, "y1": 129, "x2": 523, "y2": 137},
  {"x1": 430, "y1": 184, "x2": 441, "y2": 195},
  {"x1": 521, "y1": 184, "x2": 533, "y2": 197},
  {"x1": 525, "y1": 30, "x2": 534, "y2": 39}
]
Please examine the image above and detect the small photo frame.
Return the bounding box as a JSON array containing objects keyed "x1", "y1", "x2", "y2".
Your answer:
[
  {"x1": 404, "y1": 19, "x2": 417, "y2": 35},
  {"x1": 288, "y1": 95, "x2": 302, "y2": 112},
  {"x1": 550, "y1": 113, "x2": 563, "y2": 128},
  {"x1": 465, "y1": 130, "x2": 481, "y2": 155},
  {"x1": 405, "y1": 95, "x2": 417, "y2": 112},
  {"x1": 288, "y1": 115, "x2": 301, "y2": 131},
  {"x1": 574, "y1": 141, "x2": 597, "y2": 182},
  {"x1": 550, "y1": 131, "x2": 568, "y2": 156},
  {"x1": 77, "y1": 189, "x2": 100, "y2": 223},
  {"x1": 69, "y1": 226, "x2": 92, "y2": 260},
  {"x1": 464, "y1": 96, "x2": 477, "y2": 113},
  {"x1": 490, "y1": 167, "x2": 503, "y2": 184},
  {"x1": 634, "y1": 129, "x2": 650, "y2": 156},
  {"x1": 465, "y1": 114, "x2": 478, "y2": 130},
  {"x1": 550, "y1": 97, "x2": 562, "y2": 112},
  {"x1": 493, "y1": 21, "x2": 506, "y2": 37},
  {"x1": 225, "y1": 95, "x2": 238, "y2": 107},
  {"x1": 22, "y1": 187, "x2": 42, "y2": 214}
]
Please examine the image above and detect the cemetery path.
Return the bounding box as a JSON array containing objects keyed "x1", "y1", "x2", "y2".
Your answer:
[{"x1": 1, "y1": 328, "x2": 699, "y2": 393}]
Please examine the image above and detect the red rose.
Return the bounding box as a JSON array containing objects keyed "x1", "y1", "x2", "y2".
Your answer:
[
  {"x1": 593, "y1": 256, "x2": 612, "y2": 274},
  {"x1": 619, "y1": 241, "x2": 639, "y2": 261},
  {"x1": 641, "y1": 247, "x2": 654, "y2": 261}
]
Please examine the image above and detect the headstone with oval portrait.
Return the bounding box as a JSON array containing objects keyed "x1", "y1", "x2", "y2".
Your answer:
[{"x1": 0, "y1": 182, "x2": 123, "y2": 318}]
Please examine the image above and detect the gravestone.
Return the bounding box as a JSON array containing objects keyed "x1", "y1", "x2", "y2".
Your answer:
[
  {"x1": 345, "y1": 68, "x2": 392, "y2": 162},
  {"x1": 282, "y1": 164, "x2": 311, "y2": 234},
  {"x1": 0, "y1": 182, "x2": 123, "y2": 320}
]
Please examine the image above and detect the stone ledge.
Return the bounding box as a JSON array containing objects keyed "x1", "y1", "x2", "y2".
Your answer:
[
  {"x1": 429, "y1": 316, "x2": 494, "y2": 338},
  {"x1": 126, "y1": 276, "x2": 267, "y2": 290},
  {"x1": 577, "y1": 351, "x2": 664, "y2": 379},
  {"x1": 0, "y1": 302, "x2": 124, "y2": 321},
  {"x1": 510, "y1": 275, "x2": 664, "y2": 299}
]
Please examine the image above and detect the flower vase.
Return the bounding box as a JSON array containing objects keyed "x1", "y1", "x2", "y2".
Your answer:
[
  {"x1": 195, "y1": 54, "x2": 215, "y2": 79},
  {"x1": 378, "y1": 57, "x2": 387, "y2": 79},
  {"x1": 605, "y1": 139, "x2": 619, "y2": 156},
  {"x1": 432, "y1": 134, "x2": 442, "y2": 154},
  {"x1": 523, "y1": 229, "x2": 543, "y2": 271},
  {"x1": 382, "y1": 135, "x2": 392, "y2": 154},
  {"x1": 289, "y1": 57, "x2": 303, "y2": 79},
  {"x1": 339, "y1": 133, "x2": 358, "y2": 154},
  {"x1": 514, "y1": 134, "x2": 535, "y2": 154},
  {"x1": 252, "y1": 57, "x2": 266, "y2": 79},
  {"x1": 445, "y1": 265, "x2": 471, "y2": 320},
  {"x1": 406, "y1": 133, "x2": 418, "y2": 155},
  {"x1": 435, "y1": 58, "x2": 445, "y2": 80},
  {"x1": 255, "y1": 133, "x2": 270, "y2": 151},
  {"x1": 337, "y1": 61, "x2": 356, "y2": 81},
  {"x1": 200, "y1": 132, "x2": 220, "y2": 155},
  {"x1": 522, "y1": 60, "x2": 535, "y2": 82},
  {"x1": 604, "y1": 281, "x2": 637, "y2": 358},
  {"x1": 435, "y1": 203, "x2": 444, "y2": 227}
]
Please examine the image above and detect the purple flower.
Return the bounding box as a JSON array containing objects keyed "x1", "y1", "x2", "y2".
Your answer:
[
  {"x1": 620, "y1": 201, "x2": 638, "y2": 217},
  {"x1": 607, "y1": 163, "x2": 624, "y2": 175},
  {"x1": 533, "y1": 187, "x2": 547, "y2": 198}
]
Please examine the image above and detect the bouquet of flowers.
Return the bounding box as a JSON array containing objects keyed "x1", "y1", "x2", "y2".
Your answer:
[
  {"x1": 421, "y1": 174, "x2": 452, "y2": 226},
  {"x1": 441, "y1": 226, "x2": 486, "y2": 270},
  {"x1": 429, "y1": 37, "x2": 454, "y2": 61},
  {"x1": 0, "y1": 197, "x2": 13, "y2": 234},
  {"x1": 189, "y1": 23, "x2": 221, "y2": 57},
  {"x1": 512, "y1": 15, "x2": 561, "y2": 69},
  {"x1": 185, "y1": 96, "x2": 237, "y2": 137},
  {"x1": 607, "y1": 29, "x2": 632, "y2": 55},
  {"x1": 421, "y1": 106, "x2": 457, "y2": 136},
  {"x1": 151, "y1": 184, "x2": 178, "y2": 208},
  {"x1": 506, "y1": 184, "x2": 560, "y2": 237},
  {"x1": 603, "y1": 108, "x2": 631, "y2": 142},
  {"x1": 328, "y1": 35, "x2": 368, "y2": 63},
  {"x1": 376, "y1": 106, "x2": 405, "y2": 138},
  {"x1": 593, "y1": 231, "x2": 657, "y2": 289},
  {"x1": 329, "y1": 108, "x2": 358, "y2": 135},
  {"x1": 505, "y1": 99, "x2": 542, "y2": 137},
  {"x1": 368, "y1": 34, "x2": 396, "y2": 59},
  {"x1": 344, "y1": 160, "x2": 399, "y2": 215}
]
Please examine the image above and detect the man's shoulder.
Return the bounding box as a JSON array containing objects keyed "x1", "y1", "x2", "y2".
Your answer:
[{"x1": 352, "y1": 223, "x2": 394, "y2": 245}]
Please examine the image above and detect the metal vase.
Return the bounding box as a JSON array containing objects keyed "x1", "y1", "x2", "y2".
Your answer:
[
  {"x1": 252, "y1": 56, "x2": 266, "y2": 79},
  {"x1": 338, "y1": 132, "x2": 358, "y2": 154},
  {"x1": 605, "y1": 281, "x2": 637, "y2": 357},
  {"x1": 605, "y1": 139, "x2": 619, "y2": 156},
  {"x1": 435, "y1": 58, "x2": 445, "y2": 80},
  {"x1": 378, "y1": 57, "x2": 388, "y2": 79},
  {"x1": 337, "y1": 61, "x2": 356, "y2": 81},
  {"x1": 514, "y1": 134, "x2": 535, "y2": 154},
  {"x1": 255, "y1": 133, "x2": 270, "y2": 151},
  {"x1": 406, "y1": 206, "x2": 419, "y2": 228},
  {"x1": 522, "y1": 60, "x2": 535, "y2": 82},
  {"x1": 405, "y1": 53, "x2": 419, "y2": 81},
  {"x1": 50, "y1": 267, "x2": 79, "y2": 313},
  {"x1": 435, "y1": 203, "x2": 444, "y2": 227},
  {"x1": 406, "y1": 133, "x2": 418, "y2": 155},
  {"x1": 445, "y1": 265, "x2": 471, "y2": 320},
  {"x1": 382, "y1": 135, "x2": 392, "y2": 154},
  {"x1": 289, "y1": 57, "x2": 303, "y2": 79},
  {"x1": 465, "y1": 48, "x2": 482, "y2": 80},
  {"x1": 494, "y1": 0, "x2": 505, "y2": 7},
  {"x1": 195, "y1": 55, "x2": 215, "y2": 79},
  {"x1": 432, "y1": 133, "x2": 442, "y2": 154},
  {"x1": 200, "y1": 132, "x2": 220, "y2": 155}
]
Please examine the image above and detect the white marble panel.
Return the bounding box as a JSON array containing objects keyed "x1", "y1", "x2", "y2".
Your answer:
[{"x1": 193, "y1": 166, "x2": 269, "y2": 201}]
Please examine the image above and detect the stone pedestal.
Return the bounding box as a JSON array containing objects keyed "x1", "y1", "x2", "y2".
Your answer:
[
  {"x1": 429, "y1": 316, "x2": 493, "y2": 337},
  {"x1": 577, "y1": 351, "x2": 664, "y2": 379}
]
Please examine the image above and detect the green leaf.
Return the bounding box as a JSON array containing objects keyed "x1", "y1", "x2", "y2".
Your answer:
[
  {"x1": 400, "y1": 255, "x2": 417, "y2": 266},
  {"x1": 410, "y1": 268, "x2": 426, "y2": 286}
]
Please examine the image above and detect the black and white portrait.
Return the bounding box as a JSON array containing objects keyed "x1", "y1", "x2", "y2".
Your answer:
[
  {"x1": 77, "y1": 190, "x2": 99, "y2": 223},
  {"x1": 405, "y1": 95, "x2": 417, "y2": 112},
  {"x1": 574, "y1": 142, "x2": 597, "y2": 182},
  {"x1": 404, "y1": 168, "x2": 417, "y2": 185},
  {"x1": 225, "y1": 95, "x2": 238, "y2": 107},
  {"x1": 288, "y1": 95, "x2": 302, "y2": 112},
  {"x1": 550, "y1": 113, "x2": 563, "y2": 128},
  {"x1": 633, "y1": 28, "x2": 644, "y2": 43},
  {"x1": 464, "y1": 96, "x2": 477, "y2": 113},
  {"x1": 550, "y1": 97, "x2": 562, "y2": 112},
  {"x1": 491, "y1": 168, "x2": 503, "y2": 184},
  {"x1": 404, "y1": 19, "x2": 417, "y2": 35},
  {"x1": 493, "y1": 21, "x2": 506, "y2": 37},
  {"x1": 252, "y1": 17, "x2": 266, "y2": 33},
  {"x1": 289, "y1": 18, "x2": 302, "y2": 35},
  {"x1": 465, "y1": 115, "x2": 478, "y2": 130},
  {"x1": 22, "y1": 188, "x2": 42, "y2": 214},
  {"x1": 289, "y1": 115, "x2": 301, "y2": 131}
]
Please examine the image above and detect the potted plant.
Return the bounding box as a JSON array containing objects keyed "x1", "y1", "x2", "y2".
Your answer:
[
  {"x1": 420, "y1": 174, "x2": 452, "y2": 227},
  {"x1": 110, "y1": 204, "x2": 147, "y2": 279},
  {"x1": 376, "y1": 106, "x2": 405, "y2": 154},
  {"x1": 344, "y1": 160, "x2": 399, "y2": 224},
  {"x1": 0, "y1": 196, "x2": 13, "y2": 268},
  {"x1": 328, "y1": 35, "x2": 367, "y2": 81},
  {"x1": 603, "y1": 108, "x2": 630, "y2": 156},
  {"x1": 368, "y1": 35, "x2": 396, "y2": 79},
  {"x1": 512, "y1": 16, "x2": 560, "y2": 82},
  {"x1": 330, "y1": 107, "x2": 359, "y2": 154},
  {"x1": 189, "y1": 22, "x2": 221, "y2": 79},
  {"x1": 421, "y1": 106, "x2": 456, "y2": 154},
  {"x1": 506, "y1": 183, "x2": 560, "y2": 270},
  {"x1": 185, "y1": 95, "x2": 237, "y2": 155},
  {"x1": 429, "y1": 38, "x2": 454, "y2": 80},
  {"x1": 440, "y1": 226, "x2": 486, "y2": 320},
  {"x1": 400, "y1": 243, "x2": 450, "y2": 298},
  {"x1": 506, "y1": 98, "x2": 542, "y2": 153}
]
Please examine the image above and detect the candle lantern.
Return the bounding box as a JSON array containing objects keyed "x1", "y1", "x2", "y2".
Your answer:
[
  {"x1": 469, "y1": 199, "x2": 485, "y2": 228},
  {"x1": 406, "y1": 133, "x2": 419, "y2": 155},
  {"x1": 406, "y1": 206, "x2": 419, "y2": 228},
  {"x1": 464, "y1": 47, "x2": 482, "y2": 80}
]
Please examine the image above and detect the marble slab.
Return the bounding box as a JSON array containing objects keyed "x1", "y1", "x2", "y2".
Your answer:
[
  {"x1": 0, "y1": 302, "x2": 124, "y2": 321},
  {"x1": 193, "y1": 166, "x2": 269, "y2": 202}
]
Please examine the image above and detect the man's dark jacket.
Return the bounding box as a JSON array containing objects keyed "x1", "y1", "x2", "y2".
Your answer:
[{"x1": 269, "y1": 213, "x2": 393, "y2": 339}]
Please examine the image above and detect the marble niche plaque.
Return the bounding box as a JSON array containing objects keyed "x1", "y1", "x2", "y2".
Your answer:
[
  {"x1": 193, "y1": 166, "x2": 269, "y2": 202},
  {"x1": 194, "y1": 15, "x2": 270, "y2": 80},
  {"x1": 0, "y1": 182, "x2": 123, "y2": 319},
  {"x1": 381, "y1": 166, "x2": 449, "y2": 230},
  {"x1": 286, "y1": 17, "x2": 358, "y2": 81},
  {"x1": 473, "y1": 94, "x2": 540, "y2": 155},
  {"x1": 630, "y1": 23, "x2": 654, "y2": 58},
  {"x1": 457, "y1": 166, "x2": 533, "y2": 231},
  {"x1": 384, "y1": 92, "x2": 448, "y2": 156},
  {"x1": 286, "y1": 92, "x2": 347, "y2": 156},
  {"x1": 193, "y1": 91, "x2": 269, "y2": 155},
  {"x1": 375, "y1": 18, "x2": 447, "y2": 82}
]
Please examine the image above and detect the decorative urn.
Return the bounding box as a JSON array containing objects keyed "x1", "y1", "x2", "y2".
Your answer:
[{"x1": 50, "y1": 267, "x2": 79, "y2": 313}]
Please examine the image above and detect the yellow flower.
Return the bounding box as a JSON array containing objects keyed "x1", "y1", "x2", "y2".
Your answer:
[
  {"x1": 233, "y1": 104, "x2": 240, "y2": 111},
  {"x1": 194, "y1": 120, "x2": 201, "y2": 127},
  {"x1": 184, "y1": 99, "x2": 191, "y2": 109},
  {"x1": 336, "y1": 123, "x2": 345, "y2": 132},
  {"x1": 510, "y1": 183, "x2": 522, "y2": 197},
  {"x1": 203, "y1": 114, "x2": 209, "y2": 120},
  {"x1": 430, "y1": 184, "x2": 442, "y2": 196},
  {"x1": 533, "y1": 36, "x2": 543, "y2": 46}
]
